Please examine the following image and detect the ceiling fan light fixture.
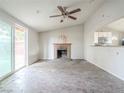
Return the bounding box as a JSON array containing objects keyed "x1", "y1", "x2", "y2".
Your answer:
[{"x1": 60, "y1": 20, "x2": 63, "y2": 23}]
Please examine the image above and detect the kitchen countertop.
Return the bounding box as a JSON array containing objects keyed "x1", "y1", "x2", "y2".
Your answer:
[{"x1": 91, "y1": 45, "x2": 124, "y2": 47}]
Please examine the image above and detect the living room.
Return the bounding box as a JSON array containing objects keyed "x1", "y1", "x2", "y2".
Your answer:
[{"x1": 0, "y1": 0, "x2": 124, "y2": 93}]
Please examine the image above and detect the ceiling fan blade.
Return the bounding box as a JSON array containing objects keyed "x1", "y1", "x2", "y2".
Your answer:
[
  {"x1": 57, "y1": 6, "x2": 65, "y2": 14},
  {"x1": 68, "y1": 16, "x2": 77, "y2": 20},
  {"x1": 63, "y1": 7, "x2": 68, "y2": 11},
  {"x1": 69, "y1": 8, "x2": 81, "y2": 14},
  {"x1": 50, "y1": 15, "x2": 62, "y2": 18}
]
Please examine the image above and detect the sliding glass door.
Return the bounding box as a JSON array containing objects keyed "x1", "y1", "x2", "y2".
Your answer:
[
  {"x1": 0, "y1": 19, "x2": 27, "y2": 79},
  {"x1": 0, "y1": 20, "x2": 12, "y2": 78},
  {"x1": 15, "y1": 25, "x2": 26, "y2": 70}
]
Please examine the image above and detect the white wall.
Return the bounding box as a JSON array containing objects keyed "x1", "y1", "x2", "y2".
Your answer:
[
  {"x1": 40, "y1": 25, "x2": 84, "y2": 59},
  {"x1": 0, "y1": 9, "x2": 40, "y2": 65},
  {"x1": 28, "y1": 30, "x2": 40, "y2": 65},
  {"x1": 84, "y1": 0, "x2": 124, "y2": 80}
]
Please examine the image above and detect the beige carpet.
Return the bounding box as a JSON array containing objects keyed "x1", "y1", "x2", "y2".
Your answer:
[{"x1": 0, "y1": 60, "x2": 124, "y2": 93}]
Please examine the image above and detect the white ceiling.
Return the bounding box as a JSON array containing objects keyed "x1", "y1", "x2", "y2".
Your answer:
[
  {"x1": 0, "y1": 0, "x2": 104, "y2": 32},
  {"x1": 107, "y1": 18, "x2": 124, "y2": 32}
]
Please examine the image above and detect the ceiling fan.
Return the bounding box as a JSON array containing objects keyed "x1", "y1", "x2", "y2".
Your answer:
[{"x1": 50, "y1": 6, "x2": 81, "y2": 23}]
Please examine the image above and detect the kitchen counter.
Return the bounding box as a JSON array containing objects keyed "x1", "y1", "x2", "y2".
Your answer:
[{"x1": 91, "y1": 45, "x2": 124, "y2": 48}]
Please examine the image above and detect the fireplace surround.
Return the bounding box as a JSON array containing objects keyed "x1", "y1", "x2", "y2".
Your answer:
[{"x1": 54, "y1": 43, "x2": 71, "y2": 59}]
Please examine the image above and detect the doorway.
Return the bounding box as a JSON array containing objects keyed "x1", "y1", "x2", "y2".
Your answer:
[{"x1": 15, "y1": 25, "x2": 26, "y2": 70}]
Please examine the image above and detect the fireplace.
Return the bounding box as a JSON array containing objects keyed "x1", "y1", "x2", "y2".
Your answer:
[
  {"x1": 54, "y1": 43, "x2": 71, "y2": 59},
  {"x1": 57, "y1": 49, "x2": 67, "y2": 58}
]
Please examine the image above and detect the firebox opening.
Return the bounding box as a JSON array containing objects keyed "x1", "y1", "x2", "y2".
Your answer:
[{"x1": 57, "y1": 49, "x2": 67, "y2": 58}]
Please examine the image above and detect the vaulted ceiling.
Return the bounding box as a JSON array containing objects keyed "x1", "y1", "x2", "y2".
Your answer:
[
  {"x1": 107, "y1": 18, "x2": 124, "y2": 32},
  {"x1": 0, "y1": 0, "x2": 104, "y2": 32}
]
